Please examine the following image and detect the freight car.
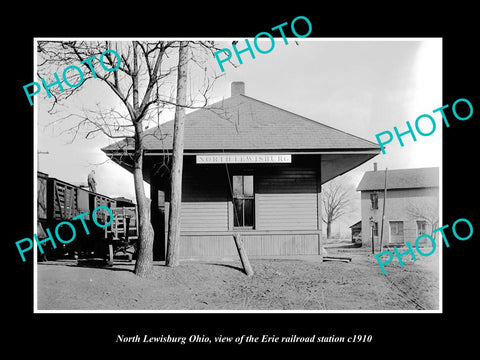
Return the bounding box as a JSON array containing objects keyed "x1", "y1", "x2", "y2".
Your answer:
[{"x1": 37, "y1": 171, "x2": 138, "y2": 264}]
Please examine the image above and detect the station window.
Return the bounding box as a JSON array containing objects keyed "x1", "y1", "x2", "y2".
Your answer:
[{"x1": 232, "y1": 175, "x2": 254, "y2": 228}]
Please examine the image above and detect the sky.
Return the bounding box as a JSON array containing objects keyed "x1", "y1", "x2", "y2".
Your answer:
[{"x1": 36, "y1": 38, "x2": 442, "y2": 235}]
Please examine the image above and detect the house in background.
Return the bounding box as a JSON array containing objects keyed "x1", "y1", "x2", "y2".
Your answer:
[
  {"x1": 103, "y1": 82, "x2": 380, "y2": 260},
  {"x1": 356, "y1": 164, "x2": 439, "y2": 249},
  {"x1": 349, "y1": 221, "x2": 362, "y2": 243}
]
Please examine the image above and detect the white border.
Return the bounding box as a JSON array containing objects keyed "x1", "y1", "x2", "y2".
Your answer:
[{"x1": 33, "y1": 37, "x2": 443, "y2": 314}]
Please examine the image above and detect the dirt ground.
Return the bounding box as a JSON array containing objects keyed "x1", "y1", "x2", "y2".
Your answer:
[{"x1": 36, "y1": 242, "x2": 439, "y2": 311}]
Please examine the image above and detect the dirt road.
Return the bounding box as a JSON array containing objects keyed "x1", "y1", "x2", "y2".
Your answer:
[{"x1": 36, "y1": 246, "x2": 439, "y2": 311}]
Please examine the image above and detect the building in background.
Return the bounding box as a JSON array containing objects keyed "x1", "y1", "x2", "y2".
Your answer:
[
  {"x1": 103, "y1": 82, "x2": 380, "y2": 260},
  {"x1": 356, "y1": 165, "x2": 439, "y2": 249},
  {"x1": 349, "y1": 221, "x2": 362, "y2": 243}
]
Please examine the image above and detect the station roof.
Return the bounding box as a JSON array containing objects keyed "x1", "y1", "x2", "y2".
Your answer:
[
  {"x1": 103, "y1": 84, "x2": 379, "y2": 154},
  {"x1": 102, "y1": 82, "x2": 380, "y2": 184}
]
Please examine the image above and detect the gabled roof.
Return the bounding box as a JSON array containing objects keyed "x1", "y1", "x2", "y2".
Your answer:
[
  {"x1": 102, "y1": 93, "x2": 380, "y2": 153},
  {"x1": 349, "y1": 220, "x2": 362, "y2": 228},
  {"x1": 356, "y1": 167, "x2": 439, "y2": 191}
]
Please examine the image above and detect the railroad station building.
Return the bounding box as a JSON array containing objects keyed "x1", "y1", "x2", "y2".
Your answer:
[{"x1": 103, "y1": 82, "x2": 380, "y2": 260}]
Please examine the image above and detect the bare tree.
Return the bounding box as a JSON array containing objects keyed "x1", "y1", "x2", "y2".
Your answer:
[
  {"x1": 322, "y1": 179, "x2": 354, "y2": 239},
  {"x1": 36, "y1": 40, "x2": 222, "y2": 276},
  {"x1": 406, "y1": 197, "x2": 439, "y2": 239},
  {"x1": 165, "y1": 41, "x2": 188, "y2": 267}
]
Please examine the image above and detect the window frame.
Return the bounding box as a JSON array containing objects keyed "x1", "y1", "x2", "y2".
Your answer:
[
  {"x1": 390, "y1": 221, "x2": 404, "y2": 235},
  {"x1": 232, "y1": 174, "x2": 255, "y2": 229},
  {"x1": 417, "y1": 220, "x2": 427, "y2": 236},
  {"x1": 370, "y1": 192, "x2": 379, "y2": 210},
  {"x1": 372, "y1": 221, "x2": 378, "y2": 236}
]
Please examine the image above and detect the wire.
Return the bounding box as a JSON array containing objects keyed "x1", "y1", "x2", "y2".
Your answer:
[{"x1": 223, "y1": 151, "x2": 241, "y2": 228}]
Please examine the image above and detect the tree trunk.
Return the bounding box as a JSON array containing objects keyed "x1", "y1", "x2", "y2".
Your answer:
[
  {"x1": 133, "y1": 126, "x2": 155, "y2": 277},
  {"x1": 134, "y1": 190, "x2": 154, "y2": 277},
  {"x1": 326, "y1": 221, "x2": 332, "y2": 239},
  {"x1": 166, "y1": 41, "x2": 188, "y2": 267}
]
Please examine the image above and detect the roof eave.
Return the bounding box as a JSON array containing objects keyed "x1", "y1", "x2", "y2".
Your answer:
[
  {"x1": 357, "y1": 185, "x2": 439, "y2": 192},
  {"x1": 140, "y1": 148, "x2": 381, "y2": 156}
]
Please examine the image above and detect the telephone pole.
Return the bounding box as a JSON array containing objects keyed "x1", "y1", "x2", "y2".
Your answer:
[{"x1": 379, "y1": 168, "x2": 388, "y2": 252}]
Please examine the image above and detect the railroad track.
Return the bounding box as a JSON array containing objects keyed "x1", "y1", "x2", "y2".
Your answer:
[{"x1": 384, "y1": 274, "x2": 427, "y2": 310}]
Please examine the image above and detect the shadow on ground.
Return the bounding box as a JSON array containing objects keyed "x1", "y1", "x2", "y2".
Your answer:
[{"x1": 204, "y1": 262, "x2": 245, "y2": 274}]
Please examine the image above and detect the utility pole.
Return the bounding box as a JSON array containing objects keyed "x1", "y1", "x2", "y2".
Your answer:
[
  {"x1": 370, "y1": 216, "x2": 375, "y2": 254},
  {"x1": 379, "y1": 168, "x2": 388, "y2": 252}
]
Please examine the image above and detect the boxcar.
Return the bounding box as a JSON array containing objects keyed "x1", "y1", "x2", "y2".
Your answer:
[{"x1": 37, "y1": 172, "x2": 117, "y2": 259}]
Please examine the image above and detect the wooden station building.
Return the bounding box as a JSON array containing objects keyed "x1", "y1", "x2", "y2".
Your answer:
[{"x1": 103, "y1": 82, "x2": 380, "y2": 260}]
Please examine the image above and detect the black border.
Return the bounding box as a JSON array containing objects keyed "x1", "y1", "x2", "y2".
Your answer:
[{"x1": 7, "y1": 6, "x2": 478, "y2": 354}]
